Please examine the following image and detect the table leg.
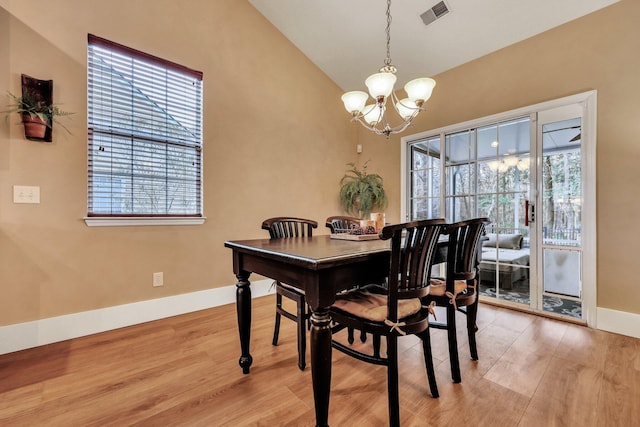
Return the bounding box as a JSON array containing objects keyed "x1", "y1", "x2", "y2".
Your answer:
[
  {"x1": 235, "y1": 272, "x2": 253, "y2": 374},
  {"x1": 310, "y1": 307, "x2": 332, "y2": 427}
]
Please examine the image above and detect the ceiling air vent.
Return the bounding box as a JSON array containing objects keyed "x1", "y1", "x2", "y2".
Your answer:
[{"x1": 420, "y1": 1, "x2": 450, "y2": 26}]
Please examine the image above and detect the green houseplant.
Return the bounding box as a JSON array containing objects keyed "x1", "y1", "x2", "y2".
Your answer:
[
  {"x1": 3, "y1": 90, "x2": 73, "y2": 138},
  {"x1": 339, "y1": 161, "x2": 389, "y2": 219}
]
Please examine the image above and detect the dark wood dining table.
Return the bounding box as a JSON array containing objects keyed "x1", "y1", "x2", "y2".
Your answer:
[{"x1": 224, "y1": 234, "x2": 394, "y2": 427}]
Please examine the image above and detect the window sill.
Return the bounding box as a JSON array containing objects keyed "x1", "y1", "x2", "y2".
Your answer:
[{"x1": 84, "y1": 217, "x2": 206, "y2": 227}]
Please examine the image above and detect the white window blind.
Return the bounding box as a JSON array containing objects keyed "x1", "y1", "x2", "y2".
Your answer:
[{"x1": 87, "y1": 34, "x2": 203, "y2": 217}]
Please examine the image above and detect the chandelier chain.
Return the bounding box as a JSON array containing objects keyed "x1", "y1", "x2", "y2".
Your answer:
[{"x1": 385, "y1": 0, "x2": 392, "y2": 66}]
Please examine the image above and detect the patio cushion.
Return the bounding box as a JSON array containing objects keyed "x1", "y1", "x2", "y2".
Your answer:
[
  {"x1": 332, "y1": 290, "x2": 421, "y2": 322},
  {"x1": 483, "y1": 233, "x2": 523, "y2": 249},
  {"x1": 429, "y1": 278, "x2": 468, "y2": 296}
]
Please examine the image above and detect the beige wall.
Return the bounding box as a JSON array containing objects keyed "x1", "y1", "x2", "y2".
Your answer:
[
  {"x1": 1, "y1": 0, "x2": 638, "y2": 327},
  {"x1": 0, "y1": 0, "x2": 361, "y2": 326},
  {"x1": 370, "y1": 0, "x2": 640, "y2": 315}
]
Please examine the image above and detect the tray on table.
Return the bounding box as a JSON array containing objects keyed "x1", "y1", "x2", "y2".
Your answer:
[{"x1": 330, "y1": 233, "x2": 380, "y2": 241}]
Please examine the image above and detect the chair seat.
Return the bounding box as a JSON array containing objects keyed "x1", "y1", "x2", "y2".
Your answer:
[
  {"x1": 333, "y1": 290, "x2": 421, "y2": 322},
  {"x1": 276, "y1": 281, "x2": 305, "y2": 294},
  {"x1": 429, "y1": 278, "x2": 468, "y2": 297}
]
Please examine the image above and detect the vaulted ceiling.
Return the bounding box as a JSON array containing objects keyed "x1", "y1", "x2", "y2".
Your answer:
[{"x1": 249, "y1": 0, "x2": 620, "y2": 92}]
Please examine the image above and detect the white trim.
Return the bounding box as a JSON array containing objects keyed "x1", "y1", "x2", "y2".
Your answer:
[
  {"x1": 84, "y1": 217, "x2": 206, "y2": 227},
  {"x1": 401, "y1": 91, "x2": 597, "y2": 145},
  {"x1": 597, "y1": 307, "x2": 640, "y2": 339},
  {"x1": 400, "y1": 140, "x2": 408, "y2": 222},
  {"x1": 0, "y1": 279, "x2": 274, "y2": 355},
  {"x1": 581, "y1": 93, "x2": 598, "y2": 327},
  {"x1": 2, "y1": 279, "x2": 637, "y2": 356}
]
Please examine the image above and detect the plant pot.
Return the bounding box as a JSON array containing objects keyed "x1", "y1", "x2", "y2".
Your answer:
[{"x1": 21, "y1": 114, "x2": 47, "y2": 139}]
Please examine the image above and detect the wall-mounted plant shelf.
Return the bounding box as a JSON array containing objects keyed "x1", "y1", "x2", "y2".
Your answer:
[{"x1": 21, "y1": 74, "x2": 54, "y2": 142}]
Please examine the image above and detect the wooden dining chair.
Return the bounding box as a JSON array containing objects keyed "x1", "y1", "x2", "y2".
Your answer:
[
  {"x1": 423, "y1": 217, "x2": 490, "y2": 383},
  {"x1": 262, "y1": 217, "x2": 318, "y2": 371},
  {"x1": 325, "y1": 215, "x2": 360, "y2": 234},
  {"x1": 330, "y1": 219, "x2": 446, "y2": 426},
  {"x1": 325, "y1": 215, "x2": 367, "y2": 344}
]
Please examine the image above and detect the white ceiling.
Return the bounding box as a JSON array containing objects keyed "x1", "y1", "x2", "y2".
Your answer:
[{"x1": 249, "y1": 0, "x2": 620, "y2": 92}]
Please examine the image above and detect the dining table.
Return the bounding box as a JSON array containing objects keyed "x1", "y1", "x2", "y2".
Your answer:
[{"x1": 224, "y1": 234, "x2": 447, "y2": 427}]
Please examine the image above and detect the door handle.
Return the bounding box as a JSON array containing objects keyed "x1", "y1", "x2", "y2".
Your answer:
[{"x1": 525, "y1": 200, "x2": 535, "y2": 225}]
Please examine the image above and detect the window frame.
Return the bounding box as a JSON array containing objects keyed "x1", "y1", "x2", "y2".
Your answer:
[{"x1": 85, "y1": 34, "x2": 205, "y2": 227}]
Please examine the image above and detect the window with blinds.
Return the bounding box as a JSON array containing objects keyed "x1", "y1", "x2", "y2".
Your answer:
[{"x1": 87, "y1": 34, "x2": 203, "y2": 217}]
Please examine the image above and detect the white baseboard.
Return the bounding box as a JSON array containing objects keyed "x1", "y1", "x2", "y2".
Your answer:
[
  {"x1": 596, "y1": 307, "x2": 640, "y2": 339},
  {"x1": 3, "y1": 284, "x2": 637, "y2": 356},
  {"x1": 0, "y1": 279, "x2": 274, "y2": 356}
]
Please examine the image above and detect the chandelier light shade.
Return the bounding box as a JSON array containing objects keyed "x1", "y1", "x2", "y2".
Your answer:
[
  {"x1": 487, "y1": 156, "x2": 530, "y2": 172},
  {"x1": 396, "y1": 98, "x2": 418, "y2": 120},
  {"x1": 503, "y1": 155, "x2": 519, "y2": 168},
  {"x1": 405, "y1": 78, "x2": 436, "y2": 103},
  {"x1": 341, "y1": 91, "x2": 368, "y2": 114},
  {"x1": 341, "y1": 0, "x2": 436, "y2": 138},
  {"x1": 365, "y1": 72, "x2": 397, "y2": 99},
  {"x1": 363, "y1": 104, "x2": 383, "y2": 125}
]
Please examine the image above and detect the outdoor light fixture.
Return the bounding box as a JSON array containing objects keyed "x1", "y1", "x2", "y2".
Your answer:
[{"x1": 341, "y1": 0, "x2": 436, "y2": 138}]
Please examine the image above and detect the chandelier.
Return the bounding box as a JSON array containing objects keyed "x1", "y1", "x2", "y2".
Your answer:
[{"x1": 341, "y1": 0, "x2": 436, "y2": 138}]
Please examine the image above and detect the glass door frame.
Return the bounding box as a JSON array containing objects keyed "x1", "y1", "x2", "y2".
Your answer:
[
  {"x1": 534, "y1": 104, "x2": 585, "y2": 319},
  {"x1": 401, "y1": 91, "x2": 597, "y2": 326}
]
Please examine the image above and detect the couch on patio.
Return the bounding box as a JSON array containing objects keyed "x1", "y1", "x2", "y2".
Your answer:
[{"x1": 479, "y1": 233, "x2": 530, "y2": 290}]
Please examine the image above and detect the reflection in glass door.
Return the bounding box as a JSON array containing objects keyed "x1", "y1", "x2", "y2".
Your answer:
[
  {"x1": 473, "y1": 118, "x2": 532, "y2": 308},
  {"x1": 409, "y1": 137, "x2": 442, "y2": 219}
]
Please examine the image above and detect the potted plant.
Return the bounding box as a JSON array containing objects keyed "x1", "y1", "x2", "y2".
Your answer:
[
  {"x1": 339, "y1": 161, "x2": 389, "y2": 220},
  {"x1": 3, "y1": 90, "x2": 73, "y2": 139}
]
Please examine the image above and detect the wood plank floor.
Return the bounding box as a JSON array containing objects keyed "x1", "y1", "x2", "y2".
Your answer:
[{"x1": 1, "y1": 296, "x2": 638, "y2": 426}]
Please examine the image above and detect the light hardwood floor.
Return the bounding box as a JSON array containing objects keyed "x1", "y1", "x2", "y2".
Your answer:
[{"x1": 1, "y1": 296, "x2": 638, "y2": 426}]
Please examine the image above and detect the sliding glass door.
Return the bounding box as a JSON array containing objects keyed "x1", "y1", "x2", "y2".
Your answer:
[
  {"x1": 407, "y1": 117, "x2": 534, "y2": 303},
  {"x1": 403, "y1": 93, "x2": 596, "y2": 323}
]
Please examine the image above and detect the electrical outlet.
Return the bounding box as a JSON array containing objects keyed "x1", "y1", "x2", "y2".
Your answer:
[
  {"x1": 153, "y1": 272, "x2": 164, "y2": 287},
  {"x1": 13, "y1": 185, "x2": 40, "y2": 204}
]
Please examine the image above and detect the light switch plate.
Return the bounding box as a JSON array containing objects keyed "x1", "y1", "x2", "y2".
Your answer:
[
  {"x1": 153, "y1": 272, "x2": 164, "y2": 287},
  {"x1": 13, "y1": 185, "x2": 40, "y2": 204}
]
